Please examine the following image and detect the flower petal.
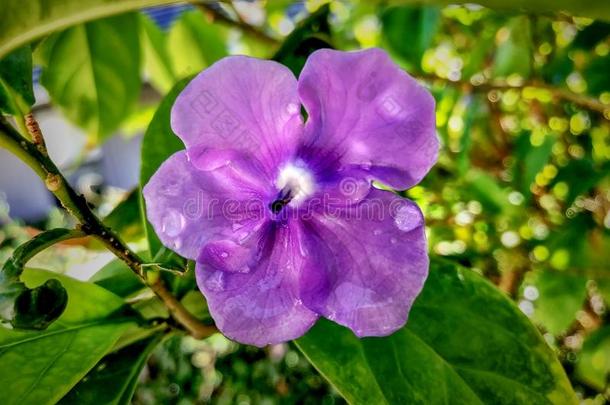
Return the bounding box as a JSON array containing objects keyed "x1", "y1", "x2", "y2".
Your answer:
[
  {"x1": 142, "y1": 151, "x2": 270, "y2": 260},
  {"x1": 171, "y1": 56, "x2": 303, "y2": 176},
  {"x1": 196, "y1": 221, "x2": 319, "y2": 346},
  {"x1": 300, "y1": 189, "x2": 428, "y2": 337},
  {"x1": 298, "y1": 48, "x2": 438, "y2": 189}
]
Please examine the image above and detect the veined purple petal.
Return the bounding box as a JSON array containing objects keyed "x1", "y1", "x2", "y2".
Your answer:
[
  {"x1": 196, "y1": 221, "x2": 319, "y2": 347},
  {"x1": 171, "y1": 56, "x2": 304, "y2": 177},
  {"x1": 298, "y1": 48, "x2": 438, "y2": 190},
  {"x1": 300, "y1": 189, "x2": 429, "y2": 337},
  {"x1": 142, "y1": 151, "x2": 270, "y2": 260}
]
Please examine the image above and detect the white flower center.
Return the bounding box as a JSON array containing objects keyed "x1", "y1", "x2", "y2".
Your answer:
[{"x1": 275, "y1": 162, "x2": 316, "y2": 206}]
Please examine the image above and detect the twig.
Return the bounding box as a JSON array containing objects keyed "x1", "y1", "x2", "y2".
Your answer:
[
  {"x1": 0, "y1": 116, "x2": 216, "y2": 339},
  {"x1": 194, "y1": 2, "x2": 280, "y2": 46},
  {"x1": 416, "y1": 73, "x2": 609, "y2": 115}
]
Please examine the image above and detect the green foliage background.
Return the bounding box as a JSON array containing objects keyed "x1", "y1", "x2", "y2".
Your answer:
[{"x1": 0, "y1": 1, "x2": 609, "y2": 404}]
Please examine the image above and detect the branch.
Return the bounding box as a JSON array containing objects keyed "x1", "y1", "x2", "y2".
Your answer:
[
  {"x1": 195, "y1": 2, "x2": 280, "y2": 46},
  {"x1": 416, "y1": 73, "x2": 609, "y2": 115},
  {"x1": 0, "y1": 115, "x2": 216, "y2": 339}
]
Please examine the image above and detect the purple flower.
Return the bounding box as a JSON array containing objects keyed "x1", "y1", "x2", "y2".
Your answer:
[{"x1": 143, "y1": 48, "x2": 438, "y2": 346}]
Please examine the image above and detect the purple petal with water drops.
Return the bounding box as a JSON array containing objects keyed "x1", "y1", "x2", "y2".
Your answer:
[
  {"x1": 300, "y1": 189, "x2": 429, "y2": 337},
  {"x1": 171, "y1": 56, "x2": 304, "y2": 177},
  {"x1": 196, "y1": 221, "x2": 319, "y2": 347},
  {"x1": 298, "y1": 48, "x2": 438, "y2": 190},
  {"x1": 142, "y1": 151, "x2": 271, "y2": 260}
]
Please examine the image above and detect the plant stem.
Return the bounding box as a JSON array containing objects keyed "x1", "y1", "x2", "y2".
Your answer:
[
  {"x1": 416, "y1": 73, "x2": 609, "y2": 115},
  {"x1": 196, "y1": 2, "x2": 280, "y2": 46},
  {"x1": 0, "y1": 115, "x2": 216, "y2": 339}
]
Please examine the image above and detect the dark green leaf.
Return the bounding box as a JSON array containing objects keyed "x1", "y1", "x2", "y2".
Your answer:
[
  {"x1": 525, "y1": 269, "x2": 587, "y2": 335},
  {"x1": 0, "y1": 46, "x2": 35, "y2": 114},
  {"x1": 575, "y1": 326, "x2": 610, "y2": 391},
  {"x1": 296, "y1": 259, "x2": 577, "y2": 404},
  {"x1": 381, "y1": 5, "x2": 441, "y2": 71},
  {"x1": 514, "y1": 132, "x2": 555, "y2": 198},
  {"x1": 11, "y1": 279, "x2": 68, "y2": 330},
  {"x1": 464, "y1": 169, "x2": 511, "y2": 214},
  {"x1": 41, "y1": 13, "x2": 141, "y2": 140},
  {"x1": 1, "y1": 228, "x2": 83, "y2": 329},
  {"x1": 103, "y1": 188, "x2": 144, "y2": 243},
  {"x1": 139, "y1": 77, "x2": 191, "y2": 257},
  {"x1": 0, "y1": 269, "x2": 136, "y2": 405},
  {"x1": 89, "y1": 258, "x2": 144, "y2": 298},
  {"x1": 59, "y1": 333, "x2": 163, "y2": 404},
  {"x1": 272, "y1": 4, "x2": 332, "y2": 75}
]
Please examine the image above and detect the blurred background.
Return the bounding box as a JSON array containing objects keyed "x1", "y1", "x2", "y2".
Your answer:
[{"x1": 1, "y1": 1, "x2": 609, "y2": 403}]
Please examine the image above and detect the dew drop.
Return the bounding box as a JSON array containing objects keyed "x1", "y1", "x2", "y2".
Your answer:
[
  {"x1": 220, "y1": 251, "x2": 229, "y2": 259},
  {"x1": 390, "y1": 237, "x2": 398, "y2": 244},
  {"x1": 373, "y1": 229, "x2": 383, "y2": 236},
  {"x1": 205, "y1": 271, "x2": 226, "y2": 292},
  {"x1": 394, "y1": 204, "x2": 420, "y2": 232},
  {"x1": 160, "y1": 181, "x2": 180, "y2": 196},
  {"x1": 286, "y1": 103, "x2": 299, "y2": 115},
  {"x1": 257, "y1": 272, "x2": 282, "y2": 291},
  {"x1": 161, "y1": 209, "x2": 185, "y2": 237},
  {"x1": 360, "y1": 161, "x2": 372, "y2": 170}
]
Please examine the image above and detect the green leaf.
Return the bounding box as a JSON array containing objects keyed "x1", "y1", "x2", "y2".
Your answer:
[
  {"x1": 379, "y1": 0, "x2": 610, "y2": 22},
  {"x1": 11, "y1": 279, "x2": 68, "y2": 331},
  {"x1": 272, "y1": 4, "x2": 332, "y2": 76},
  {"x1": 464, "y1": 169, "x2": 511, "y2": 214},
  {"x1": 2, "y1": 229, "x2": 82, "y2": 279},
  {"x1": 139, "y1": 77, "x2": 190, "y2": 257},
  {"x1": 139, "y1": 13, "x2": 177, "y2": 94},
  {"x1": 0, "y1": 269, "x2": 136, "y2": 405},
  {"x1": 167, "y1": 10, "x2": 228, "y2": 79},
  {"x1": 0, "y1": 46, "x2": 35, "y2": 115},
  {"x1": 514, "y1": 132, "x2": 555, "y2": 198},
  {"x1": 103, "y1": 188, "x2": 144, "y2": 243},
  {"x1": 40, "y1": 13, "x2": 141, "y2": 140},
  {"x1": 0, "y1": 0, "x2": 178, "y2": 59},
  {"x1": 493, "y1": 17, "x2": 532, "y2": 79},
  {"x1": 575, "y1": 326, "x2": 610, "y2": 391},
  {"x1": 1, "y1": 228, "x2": 83, "y2": 329},
  {"x1": 59, "y1": 333, "x2": 163, "y2": 404},
  {"x1": 525, "y1": 269, "x2": 588, "y2": 335},
  {"x1": 89, "y1": 258, "x2": 144, "y2": 298},
  {"x1": 296, "y1": 259, "x2": 577, "y2": 405},
  {"x1": 381, "y1": 5, "x2": 441, "y2": 71}
]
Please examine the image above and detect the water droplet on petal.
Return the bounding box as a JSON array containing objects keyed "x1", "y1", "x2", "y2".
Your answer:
[
  {"x1": 160, "y1": 181, "x2": 180, "y2": 196},
  {"x1": 205, "y1": 271, "x2": 225, "y2": 292},
  {"x1": 162, "y1": 209, "x2": 185, "y2": 237},
  {"x1": 390, "y1": 237, "x2": 398, "y2": 244},
  {"x1": 257, "y1": 271, "x2": 283, "y2": 291},
  {"x1": 373, "y1": 229, "x2": 383, "y2": 236},
  {"x1": 220, "y1": 251, "x2": 229, "y2": 258},
  {"x1": 394, "y1": 204, "x2": 421, "y2": 232},
  {"x1": 286, "y1": 103, "x2": 299, "y2": 115}
]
